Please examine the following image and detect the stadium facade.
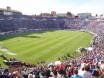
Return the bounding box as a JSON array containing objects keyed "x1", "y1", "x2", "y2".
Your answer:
[
  {"x1": 0, "y1": 7, "x2": 22, "y2": 15},
  {"x1": 77, "y1": 13, "x2": 92, "y2": 18}
]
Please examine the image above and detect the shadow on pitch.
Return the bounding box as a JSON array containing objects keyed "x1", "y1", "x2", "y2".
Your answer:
[
  {"x1": 22, "y1": 35, "x2": 41, "y2": 38},
  {"x1": 0, "y1": 29, "x2": 57, "y2": 41}
]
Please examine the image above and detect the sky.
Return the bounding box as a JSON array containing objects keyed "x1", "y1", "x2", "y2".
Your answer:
[{"x1": 0, "y1": 0, "x2": 104, "y2": 15}]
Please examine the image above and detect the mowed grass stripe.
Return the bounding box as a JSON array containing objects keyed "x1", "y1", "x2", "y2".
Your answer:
[
  {"x1": 3, "y1": 37, "x2": 39, "y2": 48},
  {"x1": 3, "y1": 31, "x2": 54, "y2": 46},
  {"x1": 21, "y1": 32, "x2": 83, "y2": 62},
  {"x1": 0, "y1": 30, "x2": 60, "y2": 41},
  {"x1": 18, "y1": 31, "x2": 79, "y2": 55},
  {"x1": 79, "y1": 33, "x2": 92, "y2": 47},
  {"x1": 45, "y1": 34, "x2": 85, "y2": 63},
  {"x1": 64, "y1": 33, "x2": 89, "y2": 53},
  {"x1": 2, "y1": 30, "x2": 57, "y2": 46},
  {"x1": 5, "y1": 30, "x2": 69, "y2": 51},
  {"x1": 16, "y1": 31, "x2": 79, "y2": 60},
  {"x1": 4, "y1": 30, "x2": 73, "y2": 48},
  {"x1": 33, "y1": 32, "x2": 84, "y2": 60},
  {"x1": 9, "y1": 31, "x2": 71, "y2": 51},
  {"x1": 63, "y1": 33, "x2": 92, "y2": 57},
  {"x1": 24, "y1": 32, "x2": 81, "y2": 58},
  {"x1": 3, "y1": 34, "x2": 45, "y2": 48},
  {"x1": 12, "y1": 31, "x2": 75, "y2": 53},
  {"x1": 45, "y1": 33, "x2": 92, "y2": 63}
]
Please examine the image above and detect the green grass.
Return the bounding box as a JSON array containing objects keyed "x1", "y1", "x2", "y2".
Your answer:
[{"x1": 0, "y1": 30, "x2": 92, "y2": 67}]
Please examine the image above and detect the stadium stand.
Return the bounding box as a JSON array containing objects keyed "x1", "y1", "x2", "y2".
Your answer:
[{"x1": 0, "y1": 14, "x2": 104, "y2": 78}]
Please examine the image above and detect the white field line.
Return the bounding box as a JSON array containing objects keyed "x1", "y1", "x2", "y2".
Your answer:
[{"x1": 0, "y1": 47, "x2": 18, "y2": 55}]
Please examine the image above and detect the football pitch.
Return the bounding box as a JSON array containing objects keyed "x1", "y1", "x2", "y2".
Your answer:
[{"x1": 0, "y1": 30, "x2": 92, "y2": 67}]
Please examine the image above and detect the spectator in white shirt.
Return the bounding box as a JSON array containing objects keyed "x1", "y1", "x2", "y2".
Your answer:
[{"x1": 82, "y1": 65, "x2": 92, "y2": 78}]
